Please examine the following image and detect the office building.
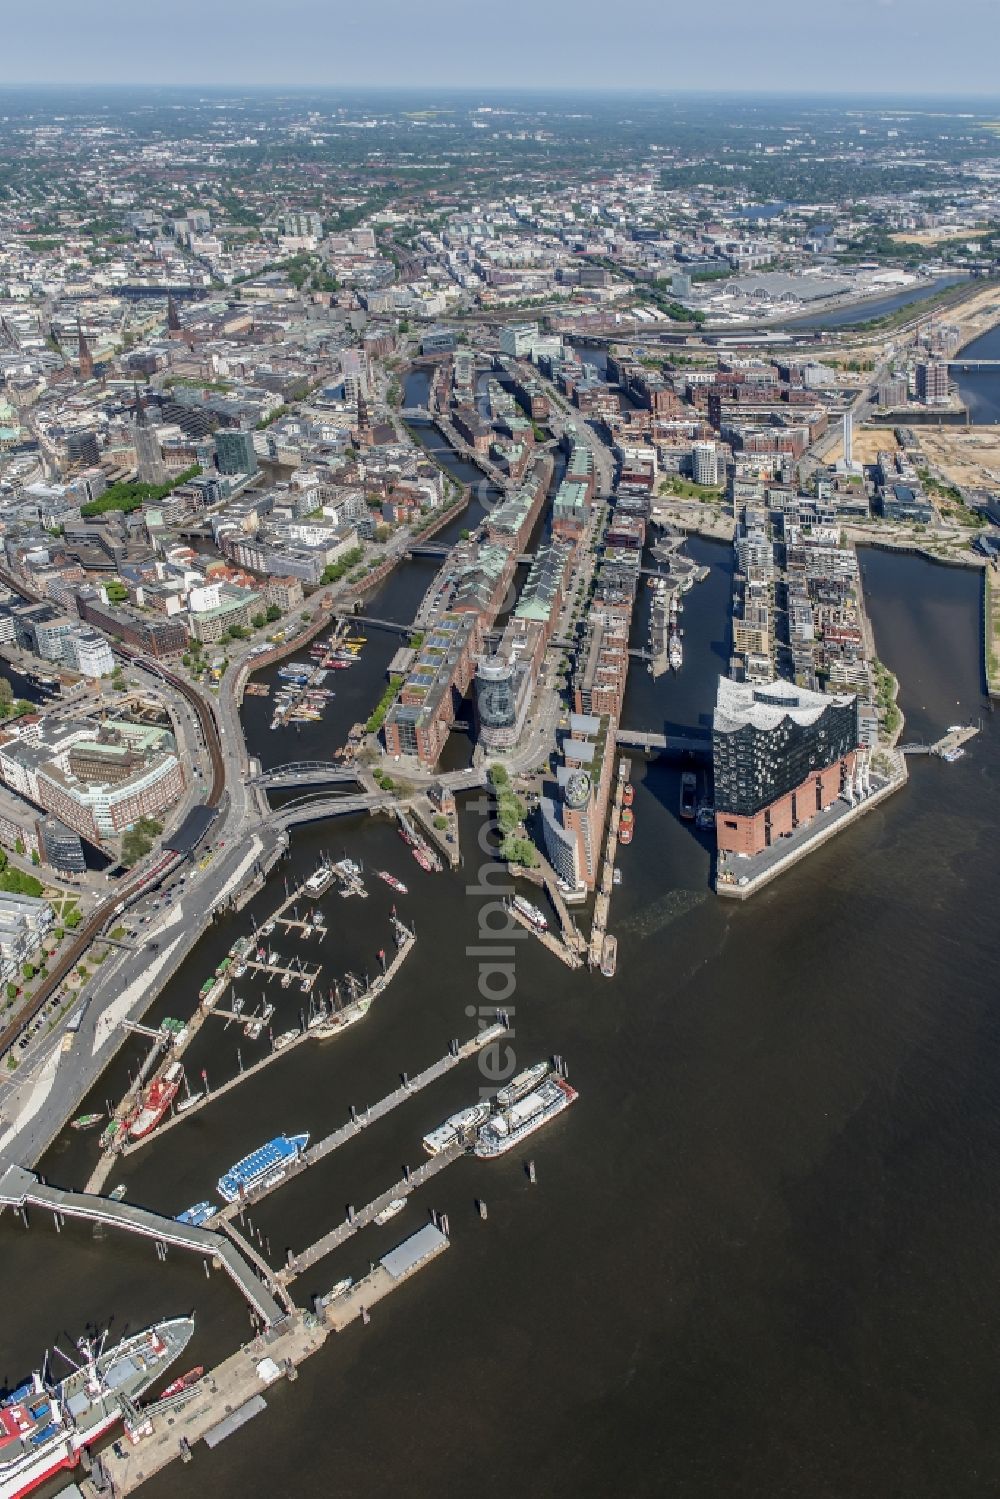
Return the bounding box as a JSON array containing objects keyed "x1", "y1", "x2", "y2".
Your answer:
[
  {"x1": 215, "y1": 428, "x2": 259, "y2": 478},
  {"x1": 500, "y1": 323, "x2": 540, "y2": 359}
]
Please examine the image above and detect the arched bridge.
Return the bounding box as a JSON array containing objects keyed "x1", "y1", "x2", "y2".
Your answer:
[
  {"x1": 252, "y1": 761, "x2": 363, "y2": 789},
  {"x1": 270, "y1": 791, "x2": 397, "y2": 829}
]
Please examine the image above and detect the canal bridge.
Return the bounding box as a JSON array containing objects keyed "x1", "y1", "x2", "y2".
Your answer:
[
  {"x1": 331, "y1": 611, "x2": 413, "y2": 638},
  {"x1": 252, "y1": 761, "x2": 362, "y2": 790},
  {"x1": 269, "y1": 791, "x2": 397, "y2": 829},
  {"x1": 0, "y1": 1163, "x2": 287, "y2": 1325},
  {"x1": 615, "y1": 727, "x2": 712, "y2": 761}
]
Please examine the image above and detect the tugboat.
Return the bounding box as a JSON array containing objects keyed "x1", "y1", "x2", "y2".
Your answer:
[{"x1": 622, "y1": 782, "x2": 634, "y2": 808}]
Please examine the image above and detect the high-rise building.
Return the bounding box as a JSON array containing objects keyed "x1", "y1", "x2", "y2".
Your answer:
[
  {"x1": 916, "y1": 361, "x2": 949, "y2": 404},
  {"x1": 692, "y1": 441, "x2": 720, "y2": 487},
  {"x1": 713, "y1": 677, "x2": 863, "y2": 858},
  {"x1": 66, "y1": 430, "x2": 99, "y2": 467},
  {"x1": 215, "y1": 428, "x2": 258, "y2": 477}
]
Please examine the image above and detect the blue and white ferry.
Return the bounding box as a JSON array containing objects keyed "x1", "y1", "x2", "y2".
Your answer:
[{"x1": 216, "y1": 1132, "x2": 309, "y2": 1203}]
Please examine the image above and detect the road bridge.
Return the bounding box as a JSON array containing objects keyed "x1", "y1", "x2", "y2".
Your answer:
[
  {"x1": 270, "y1": 791, "x2": 397, "y2": 829},
  {"x1": 0, "y1": 1163, "x2": 287, "y2": 1325},
  {"x1": 252, "y1": 761, "x2": 362, "y2": 789}
]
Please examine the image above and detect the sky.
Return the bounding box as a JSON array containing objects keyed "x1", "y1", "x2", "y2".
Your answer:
[{"x1": 1, "y1": 0, "x2": 999, "y2": 95}]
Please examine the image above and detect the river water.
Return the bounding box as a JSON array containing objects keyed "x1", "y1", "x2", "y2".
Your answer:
[
  {"x1": 953, "y1": 318, "x2": 1000, "y2": 425},
  {"x1": 4, "y1": 452, "x2": 1000, "y2": 1495}
]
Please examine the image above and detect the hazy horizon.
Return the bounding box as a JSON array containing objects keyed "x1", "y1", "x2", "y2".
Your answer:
[{"x1": 2, "y1": 0, "x2": 999, "y2": 95}]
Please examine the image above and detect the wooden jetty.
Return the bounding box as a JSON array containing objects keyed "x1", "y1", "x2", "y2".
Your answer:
[
  {"x1": 322, "y1": 1223, "x2": 451, "y2": 1332},
  {"x1": 278, "y1": 1145, "x2": 462, "y2": 1282}
]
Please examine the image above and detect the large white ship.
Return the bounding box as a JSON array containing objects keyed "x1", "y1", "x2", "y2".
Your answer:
[
  {"x1": 0, "y1": 1318, "x2": 194, "y2": 1499},
  {"x1": 474, "y1": 1074, "x2": 578, "y2": 1158}
]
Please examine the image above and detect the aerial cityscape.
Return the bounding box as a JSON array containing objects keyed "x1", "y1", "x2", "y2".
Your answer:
[{"x1": 0, "y1": 42, "x2": 998, "y2": 1499}]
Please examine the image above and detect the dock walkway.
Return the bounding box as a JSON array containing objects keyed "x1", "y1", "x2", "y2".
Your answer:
[
  {"x1": 0, "y1": 1163, "x2": 284, "y2": 1326},
  {"x1": 208, "y1": 1023, "x2": 505, "y2": 1226},
  {"x1": 279, "y1": 1144, "x2": 462, "y2": 1282}
]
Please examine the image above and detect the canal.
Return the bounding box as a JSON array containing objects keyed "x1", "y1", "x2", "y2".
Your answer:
[{"x1": 5, "y1": 536, "x2": 999, "y2": 1498}]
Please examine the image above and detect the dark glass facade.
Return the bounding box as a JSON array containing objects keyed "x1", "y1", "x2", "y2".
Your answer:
[{"x1": 714, "y1": 690, "x2": 858, "y2": 818}]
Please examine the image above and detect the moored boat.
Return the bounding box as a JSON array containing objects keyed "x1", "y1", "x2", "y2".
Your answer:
[
  {"x1": 680, "y1": 772, "x2": 697, "y2": 820},
  {"x1": 129, "y1": 1062, "x2": 183, "y2": 1140},
  {"x1": 70, "y1": 1112, "x2": 103, "y2": 1132},
  {"x1": 373, "y1": 1198, "x2": 407, "y2": 1225},
  {"x1": 216, "y1": 1132, "x2": 309, "y2": 1203},
  {"x1": 159, "y1": 1367, "x2": 204, "y2": 1400},
  {"x1": 512, "y1": 894, "x2": 548, "y2": 931},
  {"x1": 0, "y1": 1319, "x2": 194, "y2": 1499},
  {"x1": 475, "y1": 1074, "x2": 578, "y2": 1157}
]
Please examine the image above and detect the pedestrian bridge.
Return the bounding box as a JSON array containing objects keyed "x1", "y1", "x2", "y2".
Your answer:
[
  {"x1": 615, "y1": 727, "x2": 712, "y2": 760},
  {"x1": 0, "y1": 1163, "x2": 286, "y2": 1326}
]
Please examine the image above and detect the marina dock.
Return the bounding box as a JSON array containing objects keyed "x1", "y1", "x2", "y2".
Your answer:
[
  {"x1": 207, "y1": 1022, "x2": 506, "y2": 1226},
  {"x1": 322, "y1": 1222, "x2": 451, "y2": 1331},
  {"x1": 278, "y1": 1145, "x2": 462, "y2": 1282}
]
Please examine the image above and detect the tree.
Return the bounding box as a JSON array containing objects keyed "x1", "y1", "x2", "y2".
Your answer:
[
  {"x1": 104, "y1": 580, "x2": 128, "y2": 604},
  {"x1": 265, "y1": 604, "x2": 282, "y2": 623},
  {"x1": 433, "y1": 814, "x2": 448, "y2": 831},
  {"x1": 65, "y1": 907, "x2": 82, "y2": 929},
  {"x1": 22, "y1": 962, "x2": 35, "y2": 981},
  {"x1": 0, "y1": 678, "x2": 12, "y2": 712},
  {"x1": 30, "y1": 851, "x2": 39, "y2": 866},
  {"x1": 5, "y1": 982, "x2": 16, "y2": 1003},
  {"x1": 226, "y1": 624, "x2": 246, "y2": 641},
  {"x1": 252, "y1": 613, "x2": 266, "y2": 631},
  {"x1": 14, "y1": 838, "x2": 23, "y2": 856}
]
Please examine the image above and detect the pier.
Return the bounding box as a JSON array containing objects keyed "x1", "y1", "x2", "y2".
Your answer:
[
  {"x1": 85, "y1": 1228, "x2": 452, "y2": 1495},
  {"x1": 899, "y1": 723, "x2": 981, "y2": 757},
  {"x1": 207, "y1": 1021, "x2": 506, "y2": 1226},
  {"x1": 322, "y1": 1222, "x2": 450, "y2": 1331},
  {"x1": 589, "y1": 759, "x2": 629, "y2": 972},
  {"x1": 116, "y1": 927, "x2": 419, "y2": 1158},
  {"x1": 278, "y1": 1145, "x2": 462, "y2": 1283},
  {"x1": 0, "y1": 1163, "x2": 286, "y2": 1327}
]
